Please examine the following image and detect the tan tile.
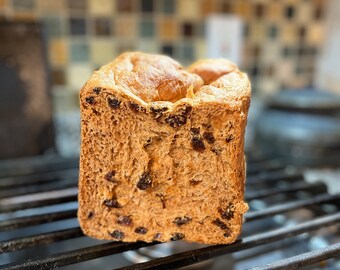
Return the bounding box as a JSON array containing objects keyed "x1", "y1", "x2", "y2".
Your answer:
[
  {"x1": 280, "y1": 23, "x2": 296, "y2": 45},
  {"x1": 250, "y1": 22, "x2": 266, "y2": 43},
  {"x1": 36, "y1": 0, "x2": 65, "y2": 12},
  {"x1": 177, "y1": 0, "x2": 201, "y2": 19},
  {"x1": 90, "y1": 39, "x2": 115, "y2": 65},
  {"x1": 115, "y1": 15, "x2": 137, "y2": 39},
  {"x1": 307, "y1": 22, "x2": 325, "y2": 45},
  {"x1": 136, "y1": 39, "x2": 158, "y2": 54},
  {"x1": 296, "y1": 2, "x2": 313, "y2": 24},
  {"x1": 261, "y1": 41, "x2": 281, "y2": 64},
  {"x1": 67, "y1": 64, "x2": 93, "y2": 90},
  {"x1": 258, "y1": 77, "x2": 280, "y2": 95},
  {"x1": 158, "y1": 17, "x2": 178, "y2": 41},
  {"x1": 195, "y1": 38, "x2": 206, "y2": 59},
  {"x1": 49, "y1": 38, "x2": 68, "y2": 67},
  {"x1": 267, "y1": 2, "x2": 282, "y2": 21},
  {"x1": 89, "y1": 0, "x2": 114, "y2": 15},
  {"x1": 276, "y1": 59, "x2": 294, "y2": 81}
]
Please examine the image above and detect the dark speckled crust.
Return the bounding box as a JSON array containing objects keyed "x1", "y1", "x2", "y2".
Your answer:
[{"x1": 78, "y1": 52, "x2": 250, "y2": 245}]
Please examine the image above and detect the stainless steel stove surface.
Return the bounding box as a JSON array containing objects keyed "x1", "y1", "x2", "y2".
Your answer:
[{"x1": 0, "y1": 154, "x2": 339, "y2": 270}]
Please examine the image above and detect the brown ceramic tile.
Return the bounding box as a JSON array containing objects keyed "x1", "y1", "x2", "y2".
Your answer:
[
  {"x1": 117, "y1": 0, "x2": 133, "y2": 12},
  {"x1": 51, "y1": 69, "x2": 66, "y2": 86},
  {"x1": 66, "y1": 0, "x2": 87, "y2": 12},
  {"x1": 182, "y1": 22, "x2": 194, "y2": 37},
  {"x1": 234, "y1": 2, "x2": 251, "y2": 17},
  {"x1": 0, "y1": 0, "x2": 7, "y2": 9},
  {"x1": 93, "y1": 18, "x2": 112, "y2": 36},
  {"x1": 201, "y1": 0, "x2": 217, "y2": 16},
  {"x1": 158, "y1": 17, "x2": 178, "y2": 41},
  {"x1": 12, "y1": 12, "x2": 37, "y2": 21},
  {"x1": 220, "y1": 1, "x2": 233, "y2": 14},
  {"x1": 254, "y1": 3, "x2": 265, "y2": 18}
]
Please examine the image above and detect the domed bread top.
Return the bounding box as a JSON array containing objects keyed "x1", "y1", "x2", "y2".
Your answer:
[{"x1": 85, "y1": 52, "x2": 250, "y2": 107}]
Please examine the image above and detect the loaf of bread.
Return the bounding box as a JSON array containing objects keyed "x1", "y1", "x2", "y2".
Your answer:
[{"x1": 78, "y1": 52, "x2": 250, "y2": 245}]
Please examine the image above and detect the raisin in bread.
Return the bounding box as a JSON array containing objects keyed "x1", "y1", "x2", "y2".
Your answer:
[{"x1": 78, "y1": 52, "x2": 251, "y2": 244}]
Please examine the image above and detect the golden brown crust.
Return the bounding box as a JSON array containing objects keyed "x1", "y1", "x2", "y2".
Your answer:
[
  {"x1": 78, "y1": 52, "x2": 251, "y2": 245},
  {"x1": 85, "y1": 52, "x2": 250, "y2": 107},
  {"x1": 188, "y1": 58, "x2": 237, "y2": 84}
]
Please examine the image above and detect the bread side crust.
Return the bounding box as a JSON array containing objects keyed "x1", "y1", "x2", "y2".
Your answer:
[{"x1": 78, "y1": 52, "x2": 250, "y2": 244}]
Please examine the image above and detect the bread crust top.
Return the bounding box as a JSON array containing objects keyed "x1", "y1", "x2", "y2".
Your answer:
[{"x1": 81, "y1": 52, "x2": 251, "y2": 111}]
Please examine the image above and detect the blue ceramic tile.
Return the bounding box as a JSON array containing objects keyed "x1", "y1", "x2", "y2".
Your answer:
[
  {"x1": 140, "y1": 18, "x2": 154, "y2": 37},
  {"x1": 70, "y1": 18, "x2": 86, "y2": 35},
  {"x1": 179, "y1": 43, "x2": 195, "y2": 61},
  {"x1": 285, "y1": 5, "x2": 295, "y2": 19},
  {"x1": 161, "y1": 44, "x2": 174, "y2": 56},
  {"x1": 141, "y1": 0, "x2": 154, "y2": 12},
  {"x1": 70, "y1": 41, "x2": 89, "y2": 62},
  {"x1": 268, "y1": 25, "x2": 278, "y2": 39},
  {"x1": 282, "y1": 46, "x2": 295, "y2": 57},
  {"x1": 42, "y1": 17, "x2": 63, "y2": 37},
  {"x1": 12, "y1": 0, "x2": 35, "y2": 10},
  {"x1": 161, "y1": 0, "x2": 175, "y2": 14},
  {"x1": 93, "y1": 18, "x2": 112, "y2": 36},
  {"x1": 196, "y1": 22, "x2": 205, "y2": 37}
]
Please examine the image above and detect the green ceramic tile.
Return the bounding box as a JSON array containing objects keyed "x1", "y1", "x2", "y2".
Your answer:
[
  {"x1": 141, "y1": 0, "x2": 154, "y2": 12},
  {"x1": 116, "y1": 42, "x2": 135, "y2": 55},
  {"x1": 42, "y1": 16, "x2": 63, "y2": 37},
  {"x1": 139, "y1": 18, "x2": 154, "y2": 38},
  {"x1": 70, "y1": 40, "x2": 89, "y2": 62},
  {"x1": 160, "y1": 0, "x2": 175, "y2": 14},
  {"x1": 69, "y1": 18, "x2": 87, "y2": 35},
  {"x1": 12, "y1": 0, "x2": 35, "y2": 10},
  {"x1": 268, "y1": 25, "x2": 278, "y2": 39},
  {"x1": 178, "y1": 42, "x2": 195, "y2": 61},
  {"x1": 161, "y1": 43, "x2": 174, "y2": 57}
]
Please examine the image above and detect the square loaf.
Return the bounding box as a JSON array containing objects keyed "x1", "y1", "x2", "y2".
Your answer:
[{"x1": 78, "y1": 52, "x2": 251, "y2": 244}]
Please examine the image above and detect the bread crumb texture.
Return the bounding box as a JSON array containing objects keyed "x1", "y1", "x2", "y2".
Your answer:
[{"x1": 78, "y1": 52, "x2": 251, "y2": 244}]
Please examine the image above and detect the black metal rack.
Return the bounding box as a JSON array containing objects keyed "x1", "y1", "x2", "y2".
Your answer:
[{"x1": 0, "y1": 156, "x2": 339, "y2": 269}]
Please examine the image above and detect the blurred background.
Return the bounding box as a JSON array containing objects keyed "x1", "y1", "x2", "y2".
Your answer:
[{"x1": 1, "y1": 0, "x2": 339, "y2": 160}]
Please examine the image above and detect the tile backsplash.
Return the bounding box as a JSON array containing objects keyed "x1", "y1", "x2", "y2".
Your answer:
[{"x1": 0, "y1": 0, "x2": 328, "y2": 95}]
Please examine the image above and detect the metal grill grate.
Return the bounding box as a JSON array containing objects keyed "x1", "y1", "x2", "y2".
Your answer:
[{"x1": 0, "y1": 156, "x2": 339, "y2": 270}]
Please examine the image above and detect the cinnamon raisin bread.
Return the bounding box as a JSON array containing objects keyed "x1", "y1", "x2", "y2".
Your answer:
[{"x1": 78, "y1": 52, "x2": 251, "y2": 244}]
